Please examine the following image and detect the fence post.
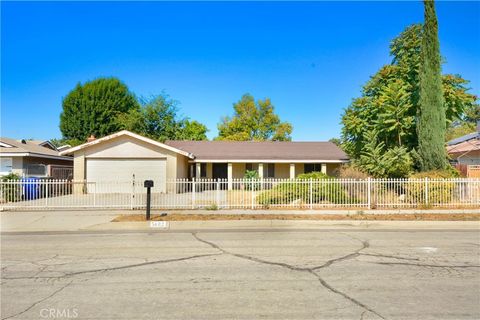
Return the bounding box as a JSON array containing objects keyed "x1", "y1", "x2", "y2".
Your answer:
[
  {"x1": 309, "y1": 178, "x2": 313, "y2": 210},
  {"x1": 251, "y1": 179, "x2": 254, "y2": 209},
  {"x1": 367, "y1": 177, "x2": 371, "y2": 209},
  {"x1": 192, "y1": 178, "x2": 196, "y2": 209},
  {"x1": 93, "y1": 182, "x2": 96, "y2": 208},
  {"x1": 130, "y1": 179, "x2": 135, "y2": 210},
  {"x1": 425, "y1": 177, "x2": 429, "y2": 206},
  {"x1": 216, "y1": 180, "x2": 220, "y2": 208},
  {"x1": 45, "y1": 180, "x2": 49, "y2": 208}
]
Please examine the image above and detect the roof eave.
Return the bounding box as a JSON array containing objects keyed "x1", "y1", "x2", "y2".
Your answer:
[
  {"x1": 0, "y1": 152, "x2": 73, "y2": 161},
  {"x1": 188, "y1": 159, "x2": 350, "y2": 163}
]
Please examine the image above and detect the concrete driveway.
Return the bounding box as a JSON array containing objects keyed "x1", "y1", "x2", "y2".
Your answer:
[{"x1": 1, "y1": 229, "x2": 479, "y2": 319}]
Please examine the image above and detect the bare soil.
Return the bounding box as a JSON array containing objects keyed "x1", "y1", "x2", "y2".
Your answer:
[{"x1": 112, "y1": 213, "x2": 480, "y2": 222}]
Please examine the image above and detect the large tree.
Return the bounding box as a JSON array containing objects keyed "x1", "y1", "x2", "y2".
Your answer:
[
  {"x1": 119, "y1": 95, "x2": 208, "y2": 141},
  {"x1": 341, "y1": 24, "x2": 477, "y2": 167},
  {"x1": 216, "y1": 94, "x2": 292, "y2": 141},
  {"x1": 417, "y1": 0, "x2": 447, "y2": 170},
  {"x1": 60, "y1": 77, "x2": 139, "y2": 142}
]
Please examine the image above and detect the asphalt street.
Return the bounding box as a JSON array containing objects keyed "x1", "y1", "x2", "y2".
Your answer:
[{"x1": 1, "y1": 229, "x2": 479, "y2": 319}]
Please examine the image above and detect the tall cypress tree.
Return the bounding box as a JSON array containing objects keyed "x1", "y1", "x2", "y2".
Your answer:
[{"x1": 417, "y1": 0, "x2": 447, "y2": 170}]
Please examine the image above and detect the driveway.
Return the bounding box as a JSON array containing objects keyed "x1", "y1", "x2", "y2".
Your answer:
[{"x1": 1, "y1": 229, "x2": 479, "y2": 319}]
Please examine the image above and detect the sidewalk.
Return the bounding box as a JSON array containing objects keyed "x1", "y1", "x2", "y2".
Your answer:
[{"x1": 1, "y1": 209, "x2": 479, "y2": 233}]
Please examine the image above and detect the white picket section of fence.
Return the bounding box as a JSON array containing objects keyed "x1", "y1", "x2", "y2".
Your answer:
[{"x1": 0, "y1": 178, "x2": 479, "y2": 210}]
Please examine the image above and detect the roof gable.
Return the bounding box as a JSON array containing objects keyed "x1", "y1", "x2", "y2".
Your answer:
[{"x1": 59, "y1": 130, "x2": 194, "y2": 158}]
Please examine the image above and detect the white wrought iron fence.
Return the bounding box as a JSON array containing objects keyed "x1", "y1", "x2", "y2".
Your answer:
[{"x1": 0, "y1": 178, "x2": 479, "y2": 210}]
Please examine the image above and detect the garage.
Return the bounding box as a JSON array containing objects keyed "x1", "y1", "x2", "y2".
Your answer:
[
  {"x1": 86, "y1": 158, "x2": 166, "y2": 193},
  {"x1": 59, "y1": 131, "x2": 193, "y2": 195}
]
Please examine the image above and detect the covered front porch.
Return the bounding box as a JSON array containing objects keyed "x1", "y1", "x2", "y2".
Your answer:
[{"x1": 188, "y1": 161, "x2": 342, "y2": 188}]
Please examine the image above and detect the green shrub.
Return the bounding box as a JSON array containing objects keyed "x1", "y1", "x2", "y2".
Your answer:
[
  {"x1": 1, "y1": 173, "x2": 21, "y2": 202},
  {"x1": 205, "y1": 203, "x2": 218, "y2": 210},
  {"x1": 1, "y1": 173, "x2": 21, "y2": 181},
  {"x1": 243, "y1": 170, "x2": 260, "y2": 191},
  {"x1": 296, "y1": 172, "x2": 328, "y2": 180},
  {"x1": 256, "y1": 172, "x2": 351, "y2": 206},
  {"x1": 405, "y1": 170, "x2": 458, "y2": 205},
  {"x1": 244, "y1": 170, "x2": 259, "y2": 180},
  {"x1": 355, "y1": 131, "x2": 413, "y2": 178}
]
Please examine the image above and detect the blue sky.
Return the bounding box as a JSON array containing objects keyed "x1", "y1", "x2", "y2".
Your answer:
[{"x1": 1, "y1": 1, "x2": 479, "y2": 141}]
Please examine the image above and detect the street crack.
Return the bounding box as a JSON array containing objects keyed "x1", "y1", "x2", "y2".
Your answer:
[
  {"x1": 373, "y1": 261, "x2": 480, "y2": 269},
  {"x1": 359, "y1": 253, "x2": 420, "y2": 261},
  {"x1": 66, "y1": 253, "x2": 222, "y2": 276},
  {"x1": 1, "y1": 280, "x2": 73, "y2": 320},
  {"x1": 1, "y1": 253, "x2": 222, "y2": 281},
  {"x1": 192, "y1": 232, "x2": 385, "y2": 319}
]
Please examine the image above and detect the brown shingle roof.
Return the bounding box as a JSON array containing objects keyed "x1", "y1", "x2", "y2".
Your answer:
[
  {"x1": 165, "y1": 140, "x2": 349, "y2": 162},
  {"x1": 447, "y1": 139, "x2": 480, "y2": 155},
  {"x1": 0, "y1": 137, "x2": 72, "y2": 160}
]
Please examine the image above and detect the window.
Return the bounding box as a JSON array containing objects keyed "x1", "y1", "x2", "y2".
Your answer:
[
  {"x1": 264, "y1": 163, "x2": 275, "y2": 178},
  {"x1": 0, "y1": 158, "x2": 12, "y2": 175},
  {"x1": 304, "y1": 163, "x2": 322, "y2": 174},
  {"x1": 25, "y1": 164, "x2": 47, "y2": 177},
  {"x1": 191, "y1": 163, "x2": 207, "y2": 178}
]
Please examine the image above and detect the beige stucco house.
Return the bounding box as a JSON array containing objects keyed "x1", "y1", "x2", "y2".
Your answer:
[{"x1": 60, "y1": 130, "x2": 349, "y2": 191}]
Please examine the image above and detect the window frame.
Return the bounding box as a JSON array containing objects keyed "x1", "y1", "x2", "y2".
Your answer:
[{"x1": 304, "y1": 163, "x2": 322, "y2": 174}]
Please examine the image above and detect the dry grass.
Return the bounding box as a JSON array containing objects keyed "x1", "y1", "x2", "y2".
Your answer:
[{"x1": 112, "y1": 213, "x2": 480, "y2": 222}]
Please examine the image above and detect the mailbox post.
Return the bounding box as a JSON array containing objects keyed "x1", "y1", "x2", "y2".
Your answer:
[{"x1": 144, "y1": 180, "x2": 154, "y2": 220}]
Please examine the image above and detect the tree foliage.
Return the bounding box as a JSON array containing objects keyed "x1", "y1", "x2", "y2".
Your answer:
[
  {"x1": 356, "y1": 131, "x2": 413, "y2": 178},
  {"x1": 216, "y1": 94, "x2": 292, "y2": 141},
  {"x1": 341, "y1": 22, "x2": 478, "y2": 175},
  {"x1": 119, "y1": 95, "x2": 208, "y2": 142},
  {"x1": 417, "y1": 0, "x2": 447, "y2": 171},
  {"x1": 60, "y1": 77, "x2": 139, "y2": 142}
]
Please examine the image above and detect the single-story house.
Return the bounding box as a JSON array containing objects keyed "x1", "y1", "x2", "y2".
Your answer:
[
  {"x1": 447, "y1": 123, "x2": 480, "y2": 166},
  {"x1": 0, "y1": 137, "x2": 73, "y2": 178},
  {"x1": 60, "y1": 130, "x2": 349, "y2": 191}
]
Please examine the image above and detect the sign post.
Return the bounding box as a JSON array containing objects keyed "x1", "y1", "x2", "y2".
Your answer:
[{"x1": 144, "y1": 180, "x2": 154, "y2": 221}]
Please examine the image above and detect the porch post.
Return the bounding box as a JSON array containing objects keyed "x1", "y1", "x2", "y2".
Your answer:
[
  {"x1": 321, "y1": 163, "x2": 327, "y2": 174},
  {"x1": 196, "y1": 163, "x2": 202, "y2": 179},
  {"x1": 289, "y1": 163, "x2": 295, "y2": 179},
  {"x1": 190, "y1": 164, "x2": 194, "y2": 179},
  {"x1": 227, "y1": 163, "x2": 233, "y2": 190},
  {"x1": 258, "y1": 163, "x2": 264, "y2": 179}
]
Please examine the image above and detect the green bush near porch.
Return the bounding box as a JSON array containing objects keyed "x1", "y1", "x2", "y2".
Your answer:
[
  {"x1": 1, "y1": 173, "x2": 21, "y2": 203},
  {"x1": 256, "y1": 172, "x2": 351, "y2": 206}
]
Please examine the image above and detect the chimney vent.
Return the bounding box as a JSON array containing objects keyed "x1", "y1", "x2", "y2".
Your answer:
[{"x1": 87, "y1": 135, "x2": 96, "y2": 143}]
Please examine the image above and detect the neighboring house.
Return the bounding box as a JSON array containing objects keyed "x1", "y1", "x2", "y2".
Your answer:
[
  {"x1": 60, "y1": 130, "x2": 349, "y2": 191},
  {"x1": 447, "y1": 122, "x2": 480, "y2": 166},
  {"x1": 0, "y1": 137, "x2": 73, "y2": 178}
]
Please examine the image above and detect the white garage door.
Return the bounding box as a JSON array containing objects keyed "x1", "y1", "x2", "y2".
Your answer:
[{"x1": 86, "y1": 159, "x2": 166, "y2": 193}]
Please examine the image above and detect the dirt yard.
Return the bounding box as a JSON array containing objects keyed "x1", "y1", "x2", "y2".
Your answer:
[{"x1": 112, "y1": 213, "x2": 480, "y2": 222}]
